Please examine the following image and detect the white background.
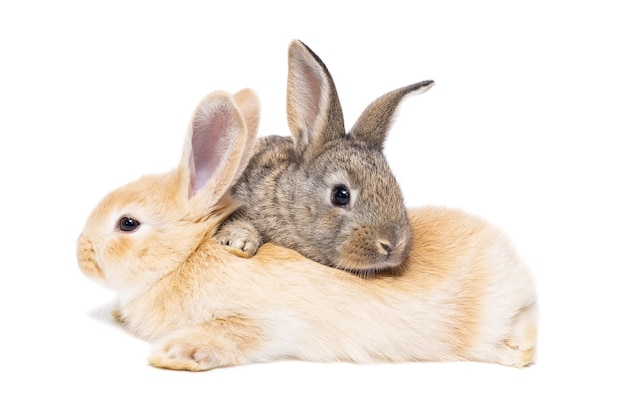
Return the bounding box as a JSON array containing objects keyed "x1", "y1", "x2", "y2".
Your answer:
[{"x1": 2, "y1": 1, "x2": 624, "y2": 415}]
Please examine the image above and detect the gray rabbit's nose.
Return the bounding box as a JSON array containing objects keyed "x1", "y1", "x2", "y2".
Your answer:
[{"x1": 379, "y1": 241, "x2": 393, "y2": 255}]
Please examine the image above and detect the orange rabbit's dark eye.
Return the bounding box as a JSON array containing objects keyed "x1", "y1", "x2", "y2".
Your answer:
[{"x1": 119, "y1": 216, "x2": 140, "y2": 232}]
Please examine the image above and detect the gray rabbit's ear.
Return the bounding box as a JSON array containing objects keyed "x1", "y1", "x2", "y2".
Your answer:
[
  {"x1": 349, "y1": 80, "x2": 435, "y2": 149},
  {"x1": 180, "y1": 90, "x2": 250, "y2": 210},
  {"x1": 286, "y1": 40, "x2": 345, "y2": 157}
]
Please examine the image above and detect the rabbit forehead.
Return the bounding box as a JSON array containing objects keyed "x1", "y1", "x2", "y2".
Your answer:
[
  {"x1": 85, "y1": 172, "x2": 186, "y2": 235},
  {"x1": 312, "y1": 144, "x2": 398, "y2": 189}
]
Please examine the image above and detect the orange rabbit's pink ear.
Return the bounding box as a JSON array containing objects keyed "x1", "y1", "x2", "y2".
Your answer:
[
  {"x1": 231, "y1": 88, "x2": 261, "y2": 182},
  {"x1": 179, "y1": 90, "x2": 251, "y2": 210}
]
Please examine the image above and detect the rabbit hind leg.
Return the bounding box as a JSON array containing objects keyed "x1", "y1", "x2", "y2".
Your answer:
[{"x1": 496, "y1": 303, "x2": 539, "y2": 368}]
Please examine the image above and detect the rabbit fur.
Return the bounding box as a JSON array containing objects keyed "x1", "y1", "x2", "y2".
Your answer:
[{"x1": 76, "y1": 88, "x2": 538, "y2": 372}]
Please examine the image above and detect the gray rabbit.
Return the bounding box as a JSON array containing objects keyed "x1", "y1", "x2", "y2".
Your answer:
[{"x1": 216, "y1": 40, "x2": 434, "y2": 273}]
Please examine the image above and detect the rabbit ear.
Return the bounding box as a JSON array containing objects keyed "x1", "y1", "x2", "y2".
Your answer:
[
  {"x1": 286, "y1": 39, "x2": 345, "y2": 157},
  {"x1": 231, "y1": 88, "x2": 261, "y2": 182},
  {"x1": 349, "y1": 80, "x2": 434, "y2": 149},
  {"x1": 180, "y1": 90, "x2": 251, "y2": 209}
]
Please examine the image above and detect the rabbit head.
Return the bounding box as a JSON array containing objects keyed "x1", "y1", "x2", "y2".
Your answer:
[{"x1": 76, "y1": 89, "x2": 260, "y2": 301}]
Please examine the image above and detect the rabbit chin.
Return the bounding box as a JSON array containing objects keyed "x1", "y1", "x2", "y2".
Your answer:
[{"x1": 336, "y1": 247, "x2": 409, "y2": 275}]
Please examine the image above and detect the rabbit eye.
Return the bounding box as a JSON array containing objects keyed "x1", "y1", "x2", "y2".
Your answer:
[
  {"x1": 331, "y1": 186, "x2": 350, "y2": 207},
  {"x1": 118, "y1": 216, "x2": 140, "y2": 232}
]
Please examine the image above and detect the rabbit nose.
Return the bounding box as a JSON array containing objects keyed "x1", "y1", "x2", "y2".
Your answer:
[
  {"x1": 379, "y1": 240, "x2": 393, "y2": 255},
  {"x1": 76, "y1": 235, "x2": 104, "y2": 279}
]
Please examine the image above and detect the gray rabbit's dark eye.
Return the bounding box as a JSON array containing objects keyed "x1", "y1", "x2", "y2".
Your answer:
[
  {"x1": 331, "y1": 186, "x2": 350, "y2": 207},
  {"x1": 119, "y1": 216, "x2": 140, "y2": 232}
]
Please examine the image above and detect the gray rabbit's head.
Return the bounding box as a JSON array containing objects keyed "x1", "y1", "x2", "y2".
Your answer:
[{"x1": 281, "y1": 40, "x2": 433, "y2": 272}]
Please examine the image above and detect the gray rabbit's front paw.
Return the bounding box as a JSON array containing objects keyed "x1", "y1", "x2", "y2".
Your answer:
[{"x1": 216, "y1": 221, "x2": 262, "y2": 258}]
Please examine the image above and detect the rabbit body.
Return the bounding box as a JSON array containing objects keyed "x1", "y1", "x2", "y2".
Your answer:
[
  {"x1": 77, "y1": 88, "x2": 538, "y2": 371},
  {"x1": 118, "y1": 207, "x2": 537, "y2": 371},
  {"x1": 216, "y1": 40, "x2": 435, "y2": 273}
]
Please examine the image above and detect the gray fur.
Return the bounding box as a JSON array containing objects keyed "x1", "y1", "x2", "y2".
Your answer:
[{"x1": 216, "y1": 40, "x2": 434, "y2": 273}]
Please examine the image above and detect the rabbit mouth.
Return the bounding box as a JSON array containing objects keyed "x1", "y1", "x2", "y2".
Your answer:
[
  {"x1": 336, "y1": 227, "x2": 410, "y2": 272},
  {"x1": 338, "y1": 240, "x2": 409, "y2": 273}
]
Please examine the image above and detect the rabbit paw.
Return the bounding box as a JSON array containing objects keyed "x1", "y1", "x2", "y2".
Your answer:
[
  {"x1": 215, "y1": 221, "x2": 262, "y2": 257},
  {"x1": 148, "y1": 338, "x2": 216, "y2": 372},
  {"x1": 496, "y1": 304, "x2": 538, "y2": 368},
  {"x1": 148, "y1": 319, "x2": 258, "y2": 371}
]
